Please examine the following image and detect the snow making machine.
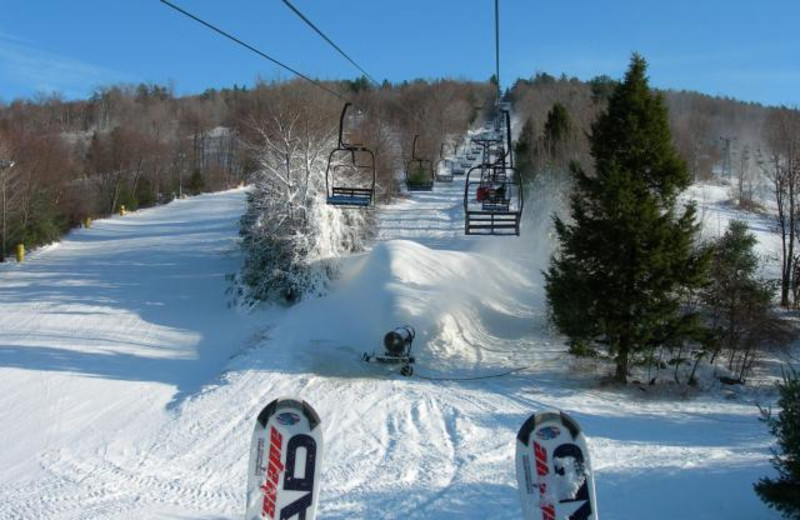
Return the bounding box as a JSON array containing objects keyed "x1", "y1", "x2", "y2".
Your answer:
[{"x1": 362, "y1": 326, "x2": 416, "y2": 376}]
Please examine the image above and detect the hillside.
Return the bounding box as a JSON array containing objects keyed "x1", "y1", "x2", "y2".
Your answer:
[{"x1": 0, "y1": 162, "x2": 783, "y2": 518}]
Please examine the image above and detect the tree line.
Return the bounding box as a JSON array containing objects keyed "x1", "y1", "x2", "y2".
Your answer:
[{"x1": 0, "y1": 78, "x2": 492, "y2": 263}]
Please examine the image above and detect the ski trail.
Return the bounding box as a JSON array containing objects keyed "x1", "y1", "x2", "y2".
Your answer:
[
  {"x1": 0, "y1": 156, "x2": 778, "y2": 518},
  {"x1": 0, "y1": 189, "x2": 265, "y2": 519},
  {"x1": 376, "y1": 178, "x2": 470, "y2": 250}
]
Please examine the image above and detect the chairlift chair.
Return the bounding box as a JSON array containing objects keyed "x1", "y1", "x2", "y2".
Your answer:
[
  {"x1": 435, "y1": 143, "x2": 454, "y2": 182},
  {"x1": 405, "y1": 135, "x2": 434, "y2": 191},
  {"x1": 450, "y1": 144, "x2": 465, "y2": 175},
  {"x1": 471, "y1": 137, "x2": 502, "y2": 166},
  {"x1": 325, "y1": 103, "x2": 377, "y2": 207},
  {"x1": 463, "y1": 109, "x2": 523, "y2": 236},
  {"x1": 464, "y1": 164, "x2": 522, "y2": 235}
]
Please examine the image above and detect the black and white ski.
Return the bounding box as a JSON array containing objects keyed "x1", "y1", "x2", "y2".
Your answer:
[
  {"x1": 246, "y1": 397, "x2": 323, "y2": 520},
  {"x1": 515, "y1": 410, "x2": 598, "y2": 520}
]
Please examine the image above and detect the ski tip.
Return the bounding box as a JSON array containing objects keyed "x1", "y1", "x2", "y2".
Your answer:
[
  {"x1": 533, "y1": 410, "x2": 563, "y2": 429},
  {"x1": 256, "y1": 398, "x2": 279, "y2": 428},
  {"x1": 516, "y1": 412, "x2": 538, "y2": 445},
  {"x1": 256, "y1": 397, "x2": 321, "y2": 430},
  {"x1": 301, "y1": 399, "x2": 322, "y2": 430},
  {"x1": 558, "y1": 411, "x2": 581, "y2": 438},
  {"x1": 517, "y1": 409, "x2": 582, "y2": 444}
]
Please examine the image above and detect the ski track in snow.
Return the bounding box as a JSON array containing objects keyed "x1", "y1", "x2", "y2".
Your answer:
[{"x1": 0, "y1": 168, "x2": 782, "y2": 518}]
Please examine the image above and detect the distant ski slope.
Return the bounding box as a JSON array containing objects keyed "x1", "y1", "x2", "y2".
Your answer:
[{"x1": 0, "y1": 176, "x2": 780, "y2": 519}]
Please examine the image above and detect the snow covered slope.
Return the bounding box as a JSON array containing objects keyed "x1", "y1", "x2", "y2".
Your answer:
[{"x1": 0, "y1": 177, "x2": 781, "y2": 519}]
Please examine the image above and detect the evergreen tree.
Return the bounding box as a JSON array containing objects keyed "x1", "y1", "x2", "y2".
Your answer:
[
  {"x1": 543, "y1": 103, "x2": 571, "y2": 155},
  {"x1": 187, "y1": 168, "x2": 205, "y2": 195},
  {"x1": 700, "y1": 220, "x2": 778, "y2": 381},
  {"x1": 545, "y1": 54, "x2": 709, "y2": 382},
  {"x1": 346, "y1": 75, "x2": 371, "y2": 94},
  {"x1": 514, "y1": 117, "x2": 535, "y2": 181},
  {"x1": 755, "y1": 368, "x2": 800, "y2": 518},
  {"x1": 589, "y1": 75, "x2": 618, "y2": 104}
]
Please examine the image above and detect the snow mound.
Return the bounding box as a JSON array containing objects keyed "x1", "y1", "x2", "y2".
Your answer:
[{"x1": 262, "y1": 239, "x2": 545, "y2": 380}]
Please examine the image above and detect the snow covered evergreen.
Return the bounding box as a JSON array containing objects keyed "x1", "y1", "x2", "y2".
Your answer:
[{"x1": 238, "y1": 109, "x2": 373, "y2": 304}]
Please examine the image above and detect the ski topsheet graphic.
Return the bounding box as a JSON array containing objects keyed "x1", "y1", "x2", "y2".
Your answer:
[
  {"x1": 246, "y1": 397, "x2": 323, "y2": 520},
  {"x1": 515, "y1": 410, "x2": 598, "y2": 520}
]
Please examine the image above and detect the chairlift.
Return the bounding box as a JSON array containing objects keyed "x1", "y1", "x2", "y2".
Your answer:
[
  {"x1": 500, "y1": 108, "x2": 514, "y2": 169},
  {"x1": 477, "y1": 166, "x2": 511, "y2": 211},
  {"x1": 405, "y1": 135, "x2": 434, "y2": 191},
  {"x1": 464, "y1": 109, "x2": 523, "y2": 236},
  {"x1": 450, "y1": 144, "x2": 465, "y2": 175},
  {"x1": 435, "y1": 143, "x2": 454, "y2": 182},
  {"x1": 464, "y1": 164, "x2": 522, "y2": 235},
  {"x1": 473, "y1": 110, "x2": 513, "y2": 169},
  {"x1": 471, "y1": 136, "x2": 501, "y2": 166},
  {"x1": 325, "y1": 103, "x2": 376, "y2": 207}
]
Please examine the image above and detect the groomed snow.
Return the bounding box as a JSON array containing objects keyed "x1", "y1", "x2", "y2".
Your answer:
[{"x1": 0, "y1": 174, "x2": 783, "y2": 518}]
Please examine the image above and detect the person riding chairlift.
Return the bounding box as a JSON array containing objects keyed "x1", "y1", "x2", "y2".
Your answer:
[{"x1": 476, "y1": 182, "x2": 506, "y2": 204}]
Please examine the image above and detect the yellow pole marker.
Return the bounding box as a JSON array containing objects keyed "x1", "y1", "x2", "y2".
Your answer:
[
  {"x1": 84, "y1": 217, "x2": 92, "y2": 228},
  {"x1": 15, "y1": 243, "x2": 24, "y2": 263},
  {"x1": 119, "y1": 205, "x2": 126, "y2": 216}
]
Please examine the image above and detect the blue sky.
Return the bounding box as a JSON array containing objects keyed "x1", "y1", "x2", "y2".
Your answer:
[{"x1": 1, "y1": 0, "x2": 798, "y2": 106}]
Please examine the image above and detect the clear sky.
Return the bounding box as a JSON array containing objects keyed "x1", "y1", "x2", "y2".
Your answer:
[{"x1": 1, "y1": 0, "x2": 798, "y2": 106}]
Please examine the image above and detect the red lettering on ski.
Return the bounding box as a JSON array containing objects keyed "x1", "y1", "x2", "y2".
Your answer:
[
  {"x1": 534, "y1": 442, "x2": 548, "y2": 476},
  {"x1": 534, "y1": 441, "x2": 555, "y2": 520},
  {"x1": 260, "y1": 427, "x2": 284, "y2": 519}
]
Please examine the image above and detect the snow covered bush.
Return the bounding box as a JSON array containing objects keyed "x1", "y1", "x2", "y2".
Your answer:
[{"x1": 238, "y1": 94, "x2": 373, "y2": 305}]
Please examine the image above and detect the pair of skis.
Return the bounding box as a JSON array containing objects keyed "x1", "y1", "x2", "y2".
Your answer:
[{"x1": 246, "y1": 398, "x2": 598, "y2": 519}]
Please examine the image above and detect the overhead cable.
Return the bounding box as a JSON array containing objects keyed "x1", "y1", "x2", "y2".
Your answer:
[
  {"x1": 159, "y1": 0, "x2": 347, "y2": 101},
  {"x1": 280, "y1": 0, "x2": 382, "y2": 87}
]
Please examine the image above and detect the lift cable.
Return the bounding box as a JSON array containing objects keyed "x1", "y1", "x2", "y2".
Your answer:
[
  {"x1": 159, "y1": 0, "x2": 347, "y2": 102},
  {"x1": 160, "y1": 0, "x2": 475, "y2": 146},
  {"x1": 280, "y1": 0, "x2": 382, "y2": 88},
  {"x1": 495, "y1": 0, "x2": 501, "y2": 100},
  {"x1": 279, "y1": 0, "x2": 437, "y2": 129}
]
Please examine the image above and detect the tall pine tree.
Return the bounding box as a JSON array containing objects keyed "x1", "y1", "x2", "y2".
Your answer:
[
  {"x1": 543, "y1": 102, "x2": 572, "y2": 156},
  {"x1": 545, "y1": 54, "x2": 709, "y2": 383}
]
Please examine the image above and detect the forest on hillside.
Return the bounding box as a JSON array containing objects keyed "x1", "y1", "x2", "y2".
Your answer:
[
  {"x1": 0, "y1": 72, "x2": 797, "y2": 266},
  {"x1": 0, "y1": 79, "x2": 495, "y2": 261}
]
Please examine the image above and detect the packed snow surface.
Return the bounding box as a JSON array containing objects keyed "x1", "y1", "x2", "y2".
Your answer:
[{"x1": 0, "y1": 178, "x2": 782, "y2": 519}]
